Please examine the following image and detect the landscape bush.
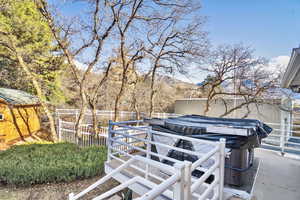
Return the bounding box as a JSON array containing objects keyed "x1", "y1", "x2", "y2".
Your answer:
[{"x1": 0, "y1": 143, "x2": 107, "y2": 186}]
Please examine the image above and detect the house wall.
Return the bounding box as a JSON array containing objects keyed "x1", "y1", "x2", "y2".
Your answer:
[
  {"x1": 174, "y1": 98, "x2": 284, "y2": 124},
  {"x1": 0, "y1": 103, "x2": 40, "y2": 142}
]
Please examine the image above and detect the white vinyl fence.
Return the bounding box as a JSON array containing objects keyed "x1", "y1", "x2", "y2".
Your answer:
[
  {"x1": 56, "y1": 109, "x2": 181, "y2": 147},
  {"x1": 58, "y1": 119, "x2": 108, "y2": 147},
  {"x1": 56, "y1": 109, "x2": 181, "y2": 122},
  {"x1": 56, "y1": 109, "x2": 300, "y2": 157}
]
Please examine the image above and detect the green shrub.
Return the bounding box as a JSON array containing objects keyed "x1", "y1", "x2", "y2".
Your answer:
[{"x1": 0, "y1": 143, "x2": 107, "y2": 186}]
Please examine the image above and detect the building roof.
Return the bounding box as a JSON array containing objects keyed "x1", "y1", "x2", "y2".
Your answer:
[
  {"x1": 0, "y1": 88, "x2": 40, "y2": 106},
  {"x1": 281, "y1": 48, "x2": 300, "y2": 92}
]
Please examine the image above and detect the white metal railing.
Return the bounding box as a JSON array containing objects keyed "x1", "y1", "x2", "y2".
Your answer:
[
  {"x1": 68, "y1": 120, "x2": 225, "y2": 200},
  {"x1": 107, "y1": 120, "x2": 226, "y2": 200},
  {"x1": 262, "y1": 122, "x2": 300, "y2": 155},
  {"x1": 69, "y1": 155, "x2": 184, "y2": 200}
]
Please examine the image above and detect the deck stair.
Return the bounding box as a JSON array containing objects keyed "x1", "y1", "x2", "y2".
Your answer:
[
  {"x1": 69, "y1": 155, "x2": 181, "y2": 200},
  {"x1": 69, "y1": 120, "x2": 226, "y2": 200}
]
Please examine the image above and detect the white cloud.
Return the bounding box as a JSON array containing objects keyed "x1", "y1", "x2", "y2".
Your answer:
[
  {"x1": 264, "y1": 55, "x2": 290, "y2": 74},
  {"x1": 64, "y1": 59, "x2": 88, "y2": 70},
  {"x1": 74, "y1": 60, "x2": 88, "y2": 70}
]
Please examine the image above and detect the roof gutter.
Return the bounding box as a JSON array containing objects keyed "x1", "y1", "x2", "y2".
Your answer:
[{"x1": 281, "y1": 48, "x2": 300, "y2": 89}]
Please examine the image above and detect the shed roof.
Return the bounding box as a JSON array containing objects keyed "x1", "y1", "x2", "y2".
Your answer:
[{"x1": 0, "y1": 88, "x2": 40, "y2": 106}]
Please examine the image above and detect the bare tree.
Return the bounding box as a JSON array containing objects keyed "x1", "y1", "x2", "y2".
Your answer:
[
  {"x1": 38, "y1": 0, "x2": 209, "y2": 129},
  {"x1": 37, "y1": 0, "x2": 117, "y2": 136},
  {"x1": 198, "y1": 44, "x2": 280, "y2": 118},
  {"x1": 87, "y1": 60, "x2": 114, "y2": 133},
  {"x1": 143, "y1": 2, "x2": 208, "y2": 116}
]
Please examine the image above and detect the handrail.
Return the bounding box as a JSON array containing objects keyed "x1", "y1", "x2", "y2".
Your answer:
[
  {"x1": 114, "y1": 123, "x2": 218, "y2": 145},
  {"x1": 70, "y1": 155, "x2": 182, "y2": 200},
  {"x1": 69, "y1": 158, "x2": 136, "y2": 200},
  {"x1": 111, "y1": 129, "x2": 206, "y2": 157},
  {"x1": 191, "y1": 146, "x2": 219, "y2": 171},
  {"x1": 69, "y1": 120, "x2": 226, "y2": 200},
  {"x1": 109, "y1": 120, "x2": 226, "y2": 200},
  {"x1": 92, "y1": 177, "x2": 139, "y2": 200},
  {"x1": 137, "y1": 173, "x2": 181, "y2": 200},
  {"x1": 191, "y1": 161, "x2": 219, "y2": 192},
  {"x1": 111, "y1": 138, "x2": 185, "y2": 164}
]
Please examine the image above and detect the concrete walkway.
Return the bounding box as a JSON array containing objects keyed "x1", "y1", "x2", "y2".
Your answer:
[{"x1": 252, "y1": 149, "x2": 300, "y2": 200}]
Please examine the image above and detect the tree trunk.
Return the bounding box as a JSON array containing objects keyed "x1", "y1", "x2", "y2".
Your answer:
[
  {"x1": 149, "y1": 66, "x2": 158, "y2": 117},
  {"x1": 16, "y1": 108, "x2": 32, "y2": 136},
  {"x1": 114, "y1": 80, "x2": 125, "y2": 122},
  {"x1": 8, "y1": 106, "x2": 24, "y2": 141},
  {"x1": 91, "y1": 103, "x2": 99, "y2": 134},
  {"x1": 74, "y1": 85, "x2": 88, "y2": 138},
  {"x1": 14, "y1": 52, "x2": 58, "y2": 141}
]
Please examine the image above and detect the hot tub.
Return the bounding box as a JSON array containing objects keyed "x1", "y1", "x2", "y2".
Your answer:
[{"x1": 145, "y1": 115, "x2": 272, "y2": 186}]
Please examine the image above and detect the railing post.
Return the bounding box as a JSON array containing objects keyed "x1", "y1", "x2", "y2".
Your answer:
[
  {"x1": 69, "y1": 192, "x2": 74, "y2": 200},
  {"x1": 173, "y1": 163, "x2": 184, "y2": 200},
  {"x1": 107, "y1": 120, "x2": 113, "y2": 162},
  {"x1": 280, "y1": 114, "x2": 286, "y2": 156},
  {"x1": 184, "y1": 161, "x2": 192, "y2": 200},
  {"x1": 146, "y1": 127, "x2": 152, "y2": 180},
  {"x1": 219, "y1": 138, "x2": 226, "y2": 200}
]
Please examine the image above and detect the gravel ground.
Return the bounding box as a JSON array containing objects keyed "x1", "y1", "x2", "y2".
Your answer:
[{"x1": 0, "y1": 176, "x2": 120, "y2": 200}]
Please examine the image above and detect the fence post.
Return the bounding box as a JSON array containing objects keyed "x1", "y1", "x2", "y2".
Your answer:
[
  {"x1": 110, "y1": 111, "x2": 113, "y2": 120},
  {"x1": 173, "y1": 163, "x2": 184, "y2": 200},
  {"x1": 219, "y1": 138, "x2": 226, "y2": 200},
  {"x1": 107, "y1": 120, "x2": 113, "y2": 162},
  {"x1": 183, "y1": 161, "x2": 192, "y2": 200},
  {"x1": 58, "y1": 119, "x2": 62, "y2": 142},
  {"x1": 146, "y1": 127, "x2": 152, "y2": 180},
  {"x1": 75, "y1": 110, "x2": 79, "y2": 122}
]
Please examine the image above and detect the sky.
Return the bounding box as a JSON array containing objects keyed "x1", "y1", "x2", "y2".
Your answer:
[
  {"x1": 50, "y1": 0, "x2": 300, "y2": 83},
  {"x1": 179, "y1": 0, "x2": 300, "y2": 83},
  {"x1": 201, "y1": 0, "x2": 300, "y2": 58}
]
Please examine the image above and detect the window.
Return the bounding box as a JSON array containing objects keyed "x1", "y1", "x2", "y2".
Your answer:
[{"x1": 0, "y1": 114, "x2": 3, "y2": 121}]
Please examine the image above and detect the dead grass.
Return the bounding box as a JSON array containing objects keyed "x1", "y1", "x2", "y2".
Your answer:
[{"x1": 0, "y1": 175, "x2": 119, "y2": 200}]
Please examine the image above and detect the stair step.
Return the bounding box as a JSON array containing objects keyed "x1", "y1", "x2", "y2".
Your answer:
[
  {"x1": 108, "y1": 195, "x2": 122, "y2": 200},
  {"x1": 105, "y1": 162, "x2": 172, "y2": 200}
]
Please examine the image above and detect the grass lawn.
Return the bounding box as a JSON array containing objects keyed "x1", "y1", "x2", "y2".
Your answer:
[
  {"x1": 0, "y1": 143, "x2": 122, "y2": 199},
  {"x1": 0, "y1": 143, "x2": 107, "y2": 186}
]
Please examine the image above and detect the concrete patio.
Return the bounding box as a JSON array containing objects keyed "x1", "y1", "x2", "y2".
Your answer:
[{"x1": 252, "y1": 149, "x2": 300, "y2": 200}]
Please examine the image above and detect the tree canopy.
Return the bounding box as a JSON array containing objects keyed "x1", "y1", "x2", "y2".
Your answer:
[{"x1": 0, "y1": 0, "x2": 65, "y2": 104}]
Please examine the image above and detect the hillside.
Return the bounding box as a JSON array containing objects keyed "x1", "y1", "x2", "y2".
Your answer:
[{"x1": 59, "y1": 67, "x2": 197, "y2": 113}]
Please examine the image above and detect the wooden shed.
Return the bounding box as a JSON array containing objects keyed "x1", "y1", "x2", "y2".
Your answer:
[{"x1": 0, "y1": 88, "x2": 41, "y2": 143}]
